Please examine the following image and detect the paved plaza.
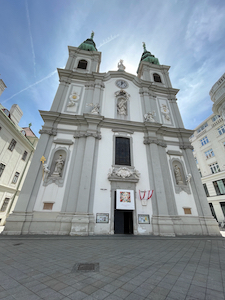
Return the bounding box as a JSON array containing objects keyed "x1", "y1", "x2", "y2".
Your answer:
[{"x1": 0, "y1": 235, "x2": 224, "y2": 300}]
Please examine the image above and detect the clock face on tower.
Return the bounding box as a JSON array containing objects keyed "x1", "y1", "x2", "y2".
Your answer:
[{"x1": 116, "y1": 80, "x2": 128, "y2": 89}]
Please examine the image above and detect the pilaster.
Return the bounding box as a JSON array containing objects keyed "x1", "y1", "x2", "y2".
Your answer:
[{"x1": 50, "y1": 77, "x2": 71, "y2": 112}]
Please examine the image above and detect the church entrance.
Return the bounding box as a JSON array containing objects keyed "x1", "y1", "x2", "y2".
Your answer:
[
  {"x1": 114, "y1": 210, "x2": 133, "y2": 234},
  {"x1": 114, "y1": 191, "x2": 133, "y2": 234}
]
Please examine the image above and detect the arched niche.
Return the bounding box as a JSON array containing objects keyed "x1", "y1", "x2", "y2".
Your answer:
[
  {"x1": 169, "y1": 158, "x2": 191, "y2": 194},
  {"x1": 43, "y1": 147, "x2": 70, "y2": 187}
]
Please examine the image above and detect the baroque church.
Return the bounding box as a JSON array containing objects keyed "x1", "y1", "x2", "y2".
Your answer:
[{"x1": 3, "y1": 33, "x2": 220, "y2": 236}]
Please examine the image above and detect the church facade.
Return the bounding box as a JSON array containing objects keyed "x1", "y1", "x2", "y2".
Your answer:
[{"x1": 3, "y1": 34, "x2": 220, "y2": 236}]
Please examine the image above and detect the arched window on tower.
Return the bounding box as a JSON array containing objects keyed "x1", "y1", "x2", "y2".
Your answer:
[
  {"x1": 77, "y1": 59, "x2": 87, "y2": 69},
  {"x1": 153, "y1": 73, "x2": 162, "y2": 83}
]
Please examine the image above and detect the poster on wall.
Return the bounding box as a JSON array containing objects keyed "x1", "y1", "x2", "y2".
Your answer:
[
  {"x1": 96, "y1": 213, "x2": 109, "y2": 223},
  {"x1": 116, "y1": 189, "x2": 135, "y2": 210},
  {"x1": 138, "y1": 214, "x2": 150, "y2": 224}
]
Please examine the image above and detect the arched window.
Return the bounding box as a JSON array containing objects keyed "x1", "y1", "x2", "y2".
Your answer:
[
  {"x1": 77, "y1": 59, "x2": 87, "y2": 69},
  {"x1": 153, "y1": 73, "x2": 162, "y2": 83}
]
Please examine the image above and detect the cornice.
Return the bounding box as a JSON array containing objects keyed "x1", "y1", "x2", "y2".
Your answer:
[{"x1": 143, "y1": 137, "x2": 167, "y2": 147}]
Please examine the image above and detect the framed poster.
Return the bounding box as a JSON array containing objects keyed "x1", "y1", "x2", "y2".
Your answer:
[
  {"x1": 116, "y1": 189, "x2": 135, "y2": 210},
  {"x1": 96, "y1": 213, "x2": 109, "y2": 223},
  {"x1": 138, "y1": 214, "x2": 150, "y2": 224}
]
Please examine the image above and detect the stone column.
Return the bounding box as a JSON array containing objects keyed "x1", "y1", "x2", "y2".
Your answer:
[
  {"x1": 65, "y1": 50, "x2": 76, "y2": 70},
  {"x1": 50, "y1": 77, "x2": 71, "y2": 112},
  {"x1": 168, "y1": 97, "x2": 184, "y2": 128},
  {"x1": 181, "y1": 145, "x2": 212, "y2": 217},
  {"x1": 144, "y1": 136, "x2": 175, "y2": 235},
  {"x1": 69, "y1": 115, "x2": 103, "y2": 235}
]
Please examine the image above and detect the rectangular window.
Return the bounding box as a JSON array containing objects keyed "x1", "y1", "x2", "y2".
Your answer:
[
  {"x1": 211, "y1": 115, "x2": 220, "y2": 122},
  {"x1": 204, "y1": 149, "x2": 214, "y2": 159},
  {"x1": 12, "y1": 172, "x2": 20, "y2": 184},
  {"x1": 195, "y1": 157, "x2": 198, "y2": 164},
  {"x1": 203, "y1": 184, "x2": 209, "y2": 197},
  {"x1": 218, "y1": 125, "x2": 225, "y2": 135},
  {"x1": 8, "y1": 139, "x2": 17, "y2": 151},
  {"x1": 22, "y1": 151, "x2": 28, "y2": 161},
  {"x1": 115, "y1": 137, "x2": 131, "y2": 166},
  {"x1": 210, "y1": 163, "x2": 220, "y2": 174},
  {"x1": 220, "y1": 202, "x2": 225, "y2": 217},
  {"x1": 200, "y1": 136, "x2": 209, "y2": 146},
  {"x1": 213, "y1": 179, "x2": 225, "y2": 195},
  {"x1": 209, "y1": 203, "x2": 217, "y2": 221},
  {"x1": 0, "y1": 163, "x2": 6, "y2": 177},
  {"x1": 0, "y1": 198, "x2": 10, "y2": 212},
  {"x1": 198, "y1": 169, "x2": 202, "y2": 177},
  {"x1": 197, "y1": 122, "x2": 208, "y2": 133}
]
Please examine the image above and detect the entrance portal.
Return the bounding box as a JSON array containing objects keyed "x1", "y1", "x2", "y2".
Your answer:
[{"x1": 114, "y1": 210, "x2": 133, "y2": 234}]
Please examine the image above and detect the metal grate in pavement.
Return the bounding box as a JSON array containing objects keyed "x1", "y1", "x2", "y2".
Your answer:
[{"x1": 72, "y1": 263, "x2": 99, "y2": 272}]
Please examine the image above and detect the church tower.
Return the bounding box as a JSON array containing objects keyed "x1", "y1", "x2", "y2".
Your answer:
[{"x1": 3, "y1": 35, "x2": 220, "y2": 236}]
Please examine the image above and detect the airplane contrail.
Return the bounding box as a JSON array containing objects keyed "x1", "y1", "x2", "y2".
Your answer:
[
  {"x1": 25, "y1": 0, "x2": 36, "y2": 77},
  {"x1": 98, "y1": 34, "x2": 119, "y2": 49},
  {"x1": 2, "y1": 70, "x2": 57, "y2": 104}
]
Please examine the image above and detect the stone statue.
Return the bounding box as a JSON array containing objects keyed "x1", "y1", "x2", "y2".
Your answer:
[
  {"x1": 52, "y1": 155, "x2": 64, "y2": 177},
  {"x1": 174, "y1": 165, "x2": 184, "y2": 185},
  {"x1": 91, "y1": 103, "x2": 100, "y2": 114},
  {"x1": 118, "y1": 59, "x2": 126, "y2": 71},
  {"x1": 144, "y1": 111, "x2": 156, "y2": 122},
  {"x1": 186, "y1": 174, "x2": 192, "y2": 183},
  {"x1": 43, "y1": 164, "x2": 50, "y2": 174},
  {"x1": 86, "y1": 103, "x2": 100, "y2": 114},
  {"x1": 117, "y1": 98, "x2": 127, "y2": 115}
]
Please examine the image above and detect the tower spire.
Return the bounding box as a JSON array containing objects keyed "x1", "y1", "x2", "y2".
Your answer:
[{"x1": 78, "y1": 32, "x2": 97, "y2": 51}]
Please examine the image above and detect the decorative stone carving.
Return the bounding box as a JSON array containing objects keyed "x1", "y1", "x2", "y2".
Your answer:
[
  {"x1": 186, "y1": 174, "x2": 192, "y2": 183},
  {"x1": 67, "y1": 92, "x2": 80, "y2": 107},
  {"x1": 39, "y1": 129, "x2": 57, "y2": 136},
  {"x1": 144, "y1": 111, "x2": 156, "y2": 122},
  {"x1": 43, "y1": 164, "x2": 50, "y2": 174},
  {"x1": 170, "y1": 158, "x2": 191, "y2": 194},
  {"x1": 118, "y1": 59, "x2": 126, "y2": 71},
  {"x1": 161, "y1": 104, "x2": 171, "y2": 121},
  {"x1": 117, "y1": 98, "x2": 127, "y2": 115},
  {"x1": 115, "y1": 90, "x2": 130, "y2": 100},
  {"x1": 74, "y1": 131, "x2": 101, "y2": 140},
  {"x1": 52, "y1": 155, "x2": 64, "y2": 177},
  {"x1": 174, "y1": 165, "x2": 184, "y2": 185},
  {"x1": 179, "y1": 144, "x2": 194, "y2": 150},
  {"x1": 86, "y1": 103, "x2": 100, "y2": 114},
  {"x1": 108, "y1": 167, "x2": 140, "y2": 181},
  {"x1": 143, "y1": 137, "x2": 167, "y2": 147}
]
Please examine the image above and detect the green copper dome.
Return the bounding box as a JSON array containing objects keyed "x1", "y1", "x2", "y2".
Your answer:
[
  {"x1": 78, "y1": 31, "x2": 97, "y2": 51},
  {"x1": 137, "y1": 42, "x2": 160, "y2": 73}
]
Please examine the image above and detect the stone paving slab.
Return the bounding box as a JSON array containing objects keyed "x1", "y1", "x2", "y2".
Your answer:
[{"x1": 0, "y1": 235, "x2": 224, "y2": 299}]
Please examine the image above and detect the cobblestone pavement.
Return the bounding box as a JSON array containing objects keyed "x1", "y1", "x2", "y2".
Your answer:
[{"x1": 0, "y1": 235, "x2": 224, "y2": 300}]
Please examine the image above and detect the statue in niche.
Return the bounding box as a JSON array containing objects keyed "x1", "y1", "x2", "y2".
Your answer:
[
  {"x1": 174, "y1": 165, "x2": 184, "y2": 185},
  {"x1": 117, "y1": 98, "x2": 127, "y2": 115},
  {"x1": 52, "y1": 155, "x2": 64, "y2": 177}
]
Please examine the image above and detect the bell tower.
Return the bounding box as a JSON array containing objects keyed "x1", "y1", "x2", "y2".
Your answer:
[{"x1": 65, "y1": 31, "x2": 101, "y2": 73}]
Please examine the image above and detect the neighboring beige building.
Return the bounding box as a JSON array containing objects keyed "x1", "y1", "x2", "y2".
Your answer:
[
  {"x1": 190, "y1": 73, "x2": 225, "y2": 223},
  {"x1": 0, "y1": 97, "x2": 38, "y2": 225}
]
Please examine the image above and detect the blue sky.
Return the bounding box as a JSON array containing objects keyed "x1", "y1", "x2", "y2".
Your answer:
[{"x1": 0, "y1": 0, "x2": 225, "y2": 136}]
